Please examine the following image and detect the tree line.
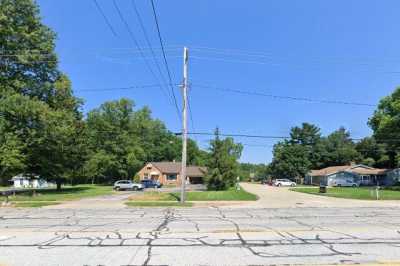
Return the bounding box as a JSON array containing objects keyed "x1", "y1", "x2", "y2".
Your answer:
[
  {"x1": 0, "y1": 0, "x2": 243, "y2": 191},
  {"x1": 1, "y1": 0, "x2": 400, "y2": 189},
  {"x1": 269, "y1": 88, "x2": 400, "y2": 180}
]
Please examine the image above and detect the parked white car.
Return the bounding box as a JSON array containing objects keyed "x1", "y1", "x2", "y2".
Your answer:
[
  {"x1": 332, "y1": 179, "x2": 359, "y2": 187},
  {"x1": 113, "y1": 180, "x2": 143, "y2": 191},
  {"x1": 273, "y1": 179, "x2": 296, "y2": 187}
]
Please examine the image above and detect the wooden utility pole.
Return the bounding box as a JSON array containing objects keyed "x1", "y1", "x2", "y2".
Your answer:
[{"x1": 180, "y1": 47, "x2": 189, "y2": 203}]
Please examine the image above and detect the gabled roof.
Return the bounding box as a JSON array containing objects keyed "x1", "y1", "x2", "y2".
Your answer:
[
  {"x1": 147, "y1": 162, "x2": 207, "y2": 177},
  {"x1": 309, "y1": 164, "x2": 387, "y2": 177},
  {"x1": 11, "y1": 174, "x2": 40, "y2": 180}
]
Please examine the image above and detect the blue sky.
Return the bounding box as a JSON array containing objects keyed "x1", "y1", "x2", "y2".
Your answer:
[{"x1": 36, "y1": 0, "x2": 400, "y2": 164}]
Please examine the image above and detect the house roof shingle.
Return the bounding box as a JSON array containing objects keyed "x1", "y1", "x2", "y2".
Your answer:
[
  {"x1": 309, "y1": 164, "x2": 387, "y2": 177},
  {"x1": 150, "y1": 162, "x2": 206, "y2": 177}
]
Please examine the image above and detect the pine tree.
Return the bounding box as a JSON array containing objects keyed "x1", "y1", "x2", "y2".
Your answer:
[{"x1": 205, "y1": 128, "x2": 243, "y2": 190}]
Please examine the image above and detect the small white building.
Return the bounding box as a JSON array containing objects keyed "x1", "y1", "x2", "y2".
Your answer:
[{"x1": 10, "y1": 174, "x2": 50, "y2": 189}]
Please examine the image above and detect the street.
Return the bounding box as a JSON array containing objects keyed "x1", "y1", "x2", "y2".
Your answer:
[{"x1": 1, "y1": 205, "x2": 400, "y2": 266}]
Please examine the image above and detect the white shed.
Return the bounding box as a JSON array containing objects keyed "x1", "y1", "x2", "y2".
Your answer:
[{"x1": 10, "y1": 174, "x2": 49, "y2": 189}]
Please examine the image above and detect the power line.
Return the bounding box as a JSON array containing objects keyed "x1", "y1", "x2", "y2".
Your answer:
[
  {"x1": 75, "y1": 83, "x2": 177, "y2": 92},
  {"x1": 93, "y1": 0, "x2": 118, "y2": 37},
  {"x1": 130, "y1": 0, "x2": 174, "y2": 102},
  {"x1": 149, "y1": 0, "x2": 180, "y2": 119},
  {"x1": 112, "y1": 0, "x2": 181, "y2": 120},
  {"x1": 190, "y1": 46, "x2": 400, "y2": 66},
  {"x1": 177, "y1": 132, "x2": 289, "y2": 139},
  {"x1": 177, "y1": 131, "x2": 400, "y2": 148},
  {"x1": 190, "y1": 46, "x2": 274, "y2": 59},
  {"x1": 194, "y1": 83, "x2": 377, "y2": 107}
]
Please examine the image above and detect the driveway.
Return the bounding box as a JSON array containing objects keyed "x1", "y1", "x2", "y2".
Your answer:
[{"x1": 238, "y1": 183, "x2": 400, "y2": 208}]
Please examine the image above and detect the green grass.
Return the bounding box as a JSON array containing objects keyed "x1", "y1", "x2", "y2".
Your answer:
[
  {"x1": 0, "y1": 185, "x2": 114, "y2": 202},
  {"x1": 128, "y1": 186, "x2": 258, "y2": 203},
  {"x1": 291, "y1": 187, "x2": 400, "y2": 200},
  {"x1": 13, "y1": 201, "x2": 61, "y2": 208},
  {"x1": 173, "y1": 187, "x2": 257, "y2": 201},
  {"x1": 125, "y1": 201, "x2": 193, "y2": 207},
  {"x1": 128, "y1": 191, "x2": 177, "y2": 201}
]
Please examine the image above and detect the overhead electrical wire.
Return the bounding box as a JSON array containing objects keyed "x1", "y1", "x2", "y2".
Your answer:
[
  {"x1": 194, "y1": 83, "x2": 377, "y2": 107},
  {"x1": 179, "y1": 131, "x2": 400, "y2": 145},
  {"x1": 112, "y1": 0, "x2": 181, "y2": 120},
  {"x1": 149, "y1": 0, "x2": 181, "y2": 119},
  {"x1": 190, "y1": 46, "x2": 400, "y2": 66},
  {"x1": 93, "y1": 0, "x2": 118, "y2": 37},
  {"x1": 75, "y1": 83, "x2": 177, "y2": 92},
  {"x1": 130, "y1": 0, "x2": 174, "y2": 102}
]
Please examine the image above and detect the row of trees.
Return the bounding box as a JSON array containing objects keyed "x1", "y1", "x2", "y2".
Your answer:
[
  {"x1": 3, "y1": 0, "x2": 400, "y2": 189},
  {"x1": 83, "y1": 98, "x2": 208, "y2": 185},
  {"x1": 269, "y1": 86, "x2": 400, "y2": 180},
  {"x1": 0, "y1": 0, "x2": 243, "y2": 190}
]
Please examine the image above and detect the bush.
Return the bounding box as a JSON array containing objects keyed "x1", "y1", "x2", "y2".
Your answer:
[{"x1": 133, "y1": 174, "x2": 141, "y2": 183}]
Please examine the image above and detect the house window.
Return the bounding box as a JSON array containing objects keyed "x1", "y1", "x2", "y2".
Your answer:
[
  {"x1": 144, "y1": 173, "x2": 149, "y2": 179},
  {"x1": 167, "y1": 174, "x2": 177, "y2": 181}
]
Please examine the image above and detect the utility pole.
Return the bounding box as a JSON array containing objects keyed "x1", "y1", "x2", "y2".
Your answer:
[{"x1": 180, "y1": 47, "x2": 189, "y2": 203}]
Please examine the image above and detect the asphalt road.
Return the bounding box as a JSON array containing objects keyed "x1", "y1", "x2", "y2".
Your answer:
[{"x1": 1, "y1": 206, "x2": 400, "y2": 266}]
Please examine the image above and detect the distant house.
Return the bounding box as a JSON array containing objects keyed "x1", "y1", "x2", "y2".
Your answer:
[
  {"x1": 305, "y1": 164, "x2": 393, "y2": 186},
  {"x1": 137, "y1": 162, "x2": 207, "y2": 186},
  {"x1": 10, "y1": 174, "x2": 50, "y2": 189}
]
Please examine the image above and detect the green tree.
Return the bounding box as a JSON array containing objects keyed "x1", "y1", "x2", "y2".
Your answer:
[
  {"x1": 289, "y1": 123, "x2": 323, "y2": 169},
  {"x1": 318, "y1": 127, "x2": 361, "y2": 168},
  {"x1": 0, "y1": 0, "x2": 83, "y2": 189},
  {"x1": 355, "y1": 137, "x2": 389, "y2": 168},
  {"x1": 238, "y1": 163, "x2": 269, "y2": 181},
  {"x1": 0, "y1": 133, "x2": 26, "y2": 184},
  {"x1": 369, "y1": 87, "x2": 400, "y2": 167},
  {"x1": 290, "y1": 123, "x2": 321, "y2": 146},
  {"x1": 205, "y1": 128, "x2": 243, "y2": 190},
  {"x1": 85, "y1": 99, "x2": 144, "y2": 183},
  {"x1": 269, "y1": 141, "x2": 311, "y2": 180},
  {"x1": 84, "y1": 98, "x2": 207, "y2": 183}
]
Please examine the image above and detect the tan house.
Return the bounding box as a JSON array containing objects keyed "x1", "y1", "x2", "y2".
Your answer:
[
  {"x1": 137, "y1": 162, "x2": 207, "y2": 186},
  {"x1": 305, "y1": 164, "x2": 388, "y2": 186}
]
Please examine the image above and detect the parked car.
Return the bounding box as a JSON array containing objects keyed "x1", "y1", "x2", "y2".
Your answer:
[
  {"x1": 332, "y1": 179, "x2": 359, "y2": 187},
  {"x1": 273, "y1": 179, "x2": 296, "y2": 187},
  {"x1": 141, "y1": 179, "x2": 162, "y2": 188},
  {"x1": 113, "y1": 180, "x2": 143, "y2": 191}
]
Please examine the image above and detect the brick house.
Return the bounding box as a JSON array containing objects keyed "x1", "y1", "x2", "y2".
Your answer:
[{"x1": 137, "y1": 162, "x2": 207, "y2": 186}]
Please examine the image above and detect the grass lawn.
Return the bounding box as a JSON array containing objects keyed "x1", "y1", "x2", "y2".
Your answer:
[
  {"x1": 291, "y1": 186, "x2": 400, "y2": 200},
  {"x1": 13, "y1": 201, "x2": 61, "y2": 208},
  {"x1": 128, "y1": 191, "x2": 177, "y2": 201},
  {"x1": 175, "y1": 187, "x2": 258, "y2": 201},
  {"x1": 0, "y1": 185, "x2": 114, "y2": 202},
  {"x1": 128, "y1": 187, "x2": 257, "y2": 204},
  {"x1": 125, "y1": 201, "x2": 193, "y2": 207}
]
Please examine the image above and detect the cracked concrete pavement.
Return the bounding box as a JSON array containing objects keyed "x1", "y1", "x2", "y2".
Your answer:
[{"x1": 1, "y1": 184, "x2": 400, "y2": 265}]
